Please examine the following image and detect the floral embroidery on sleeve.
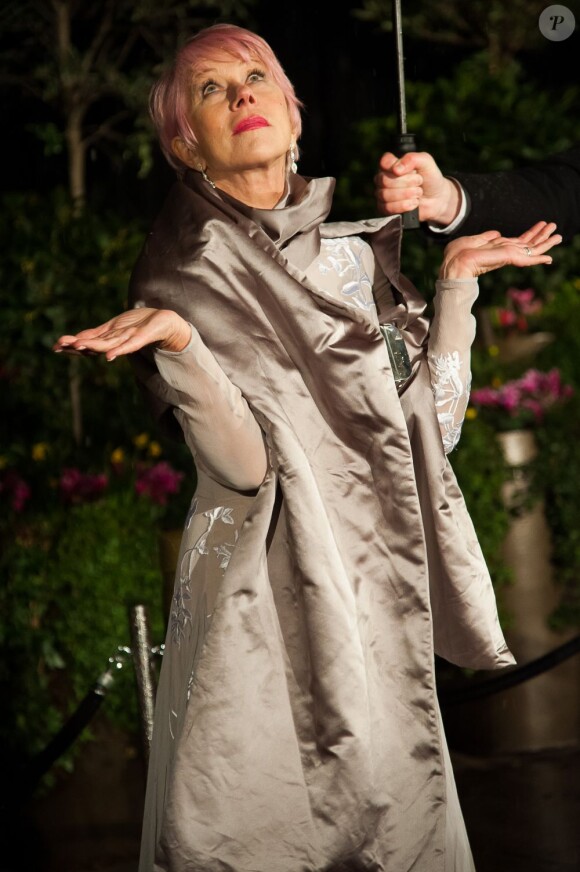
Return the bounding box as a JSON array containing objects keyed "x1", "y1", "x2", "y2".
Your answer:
[
  {"x1": 191, "y1": 506, "x2": 234, "y2": 557},
  {"x1": 429, "y1": 350, "x2": 472, "y2": 454},
  {"x1": 170, "y1": 504, "x2": 238, "y2": 647}
]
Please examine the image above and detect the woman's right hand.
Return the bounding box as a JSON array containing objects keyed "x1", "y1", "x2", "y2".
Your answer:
[
  {"x1": 439, "y1": 222, "x2": 561, "y2": 280},
  {"x1": 53, "y1": 308, "x2": 191, "y2": 360}
]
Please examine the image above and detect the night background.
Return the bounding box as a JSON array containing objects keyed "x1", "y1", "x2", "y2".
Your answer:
[{"x1": 1, "y1": 2, "x2": 580, "y2": 870}]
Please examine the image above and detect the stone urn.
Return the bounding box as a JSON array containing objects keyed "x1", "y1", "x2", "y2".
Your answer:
[
  {"x1": 495, "y1": 430, "x2": 580, "y2": 751},
  {"x1": 445, "y1": 430, "x2": 580, "y2": 754}
]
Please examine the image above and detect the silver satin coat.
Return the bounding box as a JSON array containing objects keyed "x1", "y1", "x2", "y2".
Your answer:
[{"x1": 129, "y1": 171, "x2": 514, "y2": 872}]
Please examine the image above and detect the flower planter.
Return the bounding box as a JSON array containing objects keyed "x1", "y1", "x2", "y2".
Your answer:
[
  {"x1": 494, "y1": 331, "x2": 554, "y2": 364},
  {"x1": 444, "y1": 430, "x2": 580, "y2": 754},
  {"x1": 496, "y1": 430, "x2": 580, "y2": 751}
]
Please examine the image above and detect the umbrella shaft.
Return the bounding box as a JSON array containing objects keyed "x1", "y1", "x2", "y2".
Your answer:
[{"x1": 392, "y1": 0, "x2": 407, "y2": 134}]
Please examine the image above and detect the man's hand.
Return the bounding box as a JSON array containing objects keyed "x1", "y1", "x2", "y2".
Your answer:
[{"x1": 375, "y1": 151, "x2": 461, "y2": 226}]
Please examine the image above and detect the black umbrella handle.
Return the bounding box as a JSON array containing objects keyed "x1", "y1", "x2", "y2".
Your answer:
[{"x1": 394, "y1": 132, "x2": 420, "y2": 230}]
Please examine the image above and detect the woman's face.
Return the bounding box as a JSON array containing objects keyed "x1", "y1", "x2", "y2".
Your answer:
[{"x1": 181, "y1": 54, "x2": 294, "y2": 185}]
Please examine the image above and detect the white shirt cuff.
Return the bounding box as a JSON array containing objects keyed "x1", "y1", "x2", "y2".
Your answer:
[{"x1": 427, "y1": 179, "x2": 467, "y2": 235}]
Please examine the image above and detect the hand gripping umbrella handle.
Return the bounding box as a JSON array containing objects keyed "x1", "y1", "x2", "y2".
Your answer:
[{"x1": 394, "y1": 133, "x2": 420, "y2": 230}]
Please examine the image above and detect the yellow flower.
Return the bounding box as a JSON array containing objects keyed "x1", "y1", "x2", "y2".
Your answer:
[
  {"x1": 0, "y1": 455, "x2": 7, "y2": 470},
  {"x1": 573, "y1": 278, "x2": 580, "y2": 291},
  {"x1": 21, "y1": 259, "x2": 35, "y2": 274},
  {"x1": 465, "y1": 407, "x2": 478, "y2": 421},
  {"x1": 133, "y1": 433, "x2": 149, "y2": 449},
  {"x1": 148, "y1": 441, "x2": 162, "y2": 458},
  {"x1": 488, "y1": 345, "x2": 499, "y2": 357},
  {"x1": 491, "y1": 377, "x2": 503, "y2": 388},
  {"x1": 32, "y1": 442, "x2": 49, "y2": 461},
  {"x1": 111, "y1": 447, "x2": 125, "y2": 464}
]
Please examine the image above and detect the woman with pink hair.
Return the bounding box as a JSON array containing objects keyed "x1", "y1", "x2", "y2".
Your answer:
[{"x1": 55, "y1": 24, "x2": 559, "y2": 872}]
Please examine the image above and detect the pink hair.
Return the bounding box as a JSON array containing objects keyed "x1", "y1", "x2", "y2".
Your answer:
[{"x1": 150, "y1": 24, "x2": 303, "y2": 172}]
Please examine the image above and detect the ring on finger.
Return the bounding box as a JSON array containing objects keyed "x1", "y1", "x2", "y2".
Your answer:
[{"x1": 523, "y1": 245, "x2": 533, "y2": 257}]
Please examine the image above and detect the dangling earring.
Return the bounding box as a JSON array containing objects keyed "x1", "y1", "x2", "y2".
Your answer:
[
  {"x1": 197, "y1": 161, "x2": 216, "y2": 189},
  {"x1": 289, "y1": 142, "x2": 298, "y2": 174},
  {"x1": 202, "y1": 168, "x2": 216, "y2": 189}
]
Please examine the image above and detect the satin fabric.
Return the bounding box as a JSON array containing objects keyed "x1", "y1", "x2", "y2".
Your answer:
[{"x1": 130, "y1": 172, "x2": 513, "y2": 872}]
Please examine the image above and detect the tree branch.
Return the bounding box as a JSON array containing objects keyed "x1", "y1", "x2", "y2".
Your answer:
[
  {"x1": 51, "y1": 0, "x2": 70, "y2": 70},
  {"x1": 110, "y1": 28, "x2": 139, "y2": 73},
  {"x1": 81, "y1": 0, "x2": 116, "y2": 76},
  {"x1": 82, "y1": 109, "x2": 132, "y2": 149},
  {"x1": 0, "y1": 72, "x2": 45, "y2": 100}
]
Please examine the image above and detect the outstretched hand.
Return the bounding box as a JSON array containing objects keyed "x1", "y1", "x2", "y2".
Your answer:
[
  {"x1": 53, "y1": 307, "x2": 191, "y2": 361},
  {"x1": 440, "y1": 222, "x2": 562, "y2": 279}
]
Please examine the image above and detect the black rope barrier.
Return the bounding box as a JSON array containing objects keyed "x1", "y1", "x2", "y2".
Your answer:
[
  {"x1": 12, "y1": 642, "x2": 166, "y2": 800},
  {"x1": 7, "y1": 629, "x2": 580, "y2": 799},
  {"x1": 438, "y1": 634, "x2": 580, "y2": 706},
  {"x1": 7, "y1": 646, "x2": 132, "y2": 804}
]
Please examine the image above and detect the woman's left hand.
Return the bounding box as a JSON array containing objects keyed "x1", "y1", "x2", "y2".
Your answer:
[
  {"x1": 53, "y1": 307, "x2": 191, "y2": 360},
  {"x1": 439, "y1": 222, "x2": 562, "y2": 279}
]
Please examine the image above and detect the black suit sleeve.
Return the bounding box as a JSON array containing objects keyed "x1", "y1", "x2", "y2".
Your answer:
[{"x1": 439, "y1": 147, "x2": 580, "y2": 243}]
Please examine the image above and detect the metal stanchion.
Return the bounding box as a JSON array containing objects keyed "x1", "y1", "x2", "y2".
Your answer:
[{"x1": 128, "y1": 604, "x2": 156, "y2": 763}]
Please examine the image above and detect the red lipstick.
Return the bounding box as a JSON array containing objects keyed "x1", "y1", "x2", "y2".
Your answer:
[{"x1": 233, "y1": 116, "x2": 270, "y2": 135}]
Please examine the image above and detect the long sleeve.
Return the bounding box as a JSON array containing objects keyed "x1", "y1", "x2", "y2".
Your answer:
[
  {"x1": 446, "y1": 147, "x2": 580, "y2": 243},
  {"x1": 153, "y1": 325, "x2": 268, "y2": 491},
  {"x1": 427, "y1": 279, "x2": 479, "y2": 454}
]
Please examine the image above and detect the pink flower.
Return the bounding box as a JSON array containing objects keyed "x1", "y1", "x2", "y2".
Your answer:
[
  {"x1": 507, "y1": 288, "x2": 533, "y2": 306},
  {"x1": 542, "y1": 368, "x2": 574, "y2": 400},
  {"x1": 507, "y1": 288, "x2": 543, "y2": 315},
  {"x1": 498, "y1": 384, "x2": 521, "y2": 414},
  {"x1": 470, "y1": 386, "x2": 498, "y2": 406},
  {"x1": 471, "y1": 368, "x2": 573, "y2": 426},
  {"x1": 520, "y1": 398, "x2": 545, "y2": 422},
  {"x1": 516, "y1": 316, "x2": 528, "y2": 332},
  {"x1": 135, "y1": 462, "x2": 184, "y2": 506},
  {"x1": 59, "y1": 468, "x2": 108, "y2": 504},
  {"x1": 498, "y1": 309, "x2": 517, "y2": 327},
  {"x1": 518, "y1": 369, "x2": 543, "y2": 393},
  {"x1": 0, "y1": 471, "x2": 31, "y2": 512}
]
